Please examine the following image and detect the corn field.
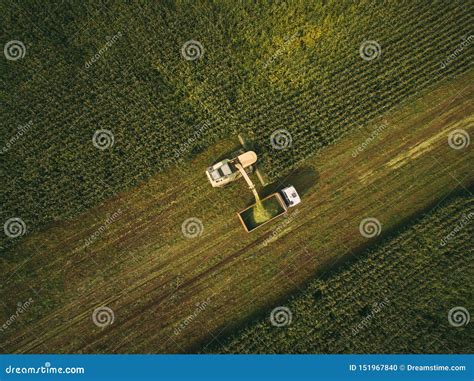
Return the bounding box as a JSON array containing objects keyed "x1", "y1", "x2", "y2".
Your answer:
[{"x1": 1, "y1": 0, "x2": 472, "y2": 251}]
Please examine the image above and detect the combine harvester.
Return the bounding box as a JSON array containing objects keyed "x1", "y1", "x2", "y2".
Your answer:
[
  {"x1": 206, "y1": 151, "x2": 258, "y2": 188},
  {"x1": 205, "y1": 137, "x2": 300, "y2": 232}
]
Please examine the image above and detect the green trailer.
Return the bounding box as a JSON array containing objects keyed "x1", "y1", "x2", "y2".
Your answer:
[{"x1": 237, "y1": 193, "x2": 288, "y2": 233}]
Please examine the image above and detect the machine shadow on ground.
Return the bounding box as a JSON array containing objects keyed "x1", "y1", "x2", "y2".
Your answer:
[{"x1": 250, "y1": 166, "x2": 319, "y2": 207}]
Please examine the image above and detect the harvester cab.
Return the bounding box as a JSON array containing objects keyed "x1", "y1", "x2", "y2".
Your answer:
[{"x1": 206, "y1": 151, "x2": 257, "y2": 188}]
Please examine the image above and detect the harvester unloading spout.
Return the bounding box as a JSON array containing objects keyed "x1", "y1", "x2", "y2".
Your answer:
[
  {"x1": 235, "y1": 162, "x2": 260, "y2": 202},
  {"x1": 234, "y1": 151, "x2": 259, "y2": 202}
]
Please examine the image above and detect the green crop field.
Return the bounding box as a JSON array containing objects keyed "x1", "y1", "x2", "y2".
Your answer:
[
  {"x1": 0, "y1": 0, "x2": 472, "y2": 356},
  {"x1": 212, "y1": 191, "x2": 474, "y2": 353}
]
